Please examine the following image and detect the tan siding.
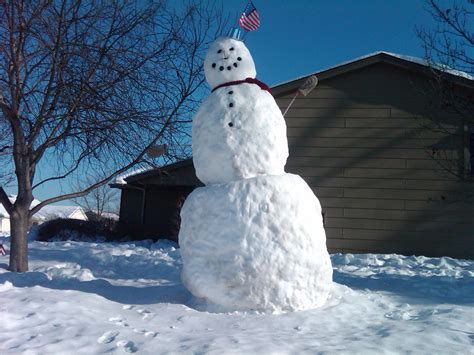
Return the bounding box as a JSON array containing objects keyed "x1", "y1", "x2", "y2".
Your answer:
[
  {"x1": 320, "y1": 197, "x2": 405, "y2": 210},
  {"x1": 343, "y1": 168, "x2": 455, "y2": 180},
  {"x1": 288, "y1": 127, "x2": 406, "y2": 138},
  {"x1": 323, "y1": 208, "x2": 344, "y2": 217},
  {"x1": 276, "y1": 62, "x2": 473, "y2": 258},
  {"x1": 345, "y1": 118, "x2": 422, "y2": 128},
  {"x1": 286, "y1": 107, "x2": 390, "y2": 118},
  {"x1": 342, "y1": 227, "x2": 472, "y2": 242},
  {"x1": 404, "y1": 199, "x2": 473, "y2": 211},
  {"x1": 313, "y1": 187, "x2": 344, "y2": 198},
  {"x1": 289, "y1": 166, "x2": 344, "y2": 177},
  {"x1": 290, "y1": 147, "x2": 441, "y2": 159},
  {"x1": 325, "y1": 227, "x2": 342, "y2": 238},
  {"x1": 286, "y1": 117, "x2": 346, "y2": 128},
  {"x1": 325, "y1": 217, "x2": 471, "y2": 231},
  {"x1": 342, "y1": 208, "x2": 470, "y2": 222},
  {"x1": 287, "y1": 136, "x2": 461, "y2": 149},
  {"x1": 306, "y1": 177, "x2": 406, "y2": 189},
  {"x1": 287, "y1": 157, "x2": 407, "y2": 169},
  {"x1": 342, "y1": 188, "x2": 454, "y2": 200}
]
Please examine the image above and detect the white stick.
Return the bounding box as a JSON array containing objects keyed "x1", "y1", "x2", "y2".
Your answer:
[{"x1": 283, "y1": 91, "x2": 299, "y2": 117}]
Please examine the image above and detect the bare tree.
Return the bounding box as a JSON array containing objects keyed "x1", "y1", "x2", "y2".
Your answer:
[
  {"x1": 74, "y1": 175, "x2": 119, "y2": 218},
  {"x1": 416, "y1": 0, "x2": 474, "y2": 179},
  {"x1": 0, "y1": 127, "x2": 13, "y2": 184},
  {"x1": 0, "y1": 0, "x2": 226, "y2": 272},
  {"x1": 417, "y1": 0, "x2": 473, "y2": 78}
]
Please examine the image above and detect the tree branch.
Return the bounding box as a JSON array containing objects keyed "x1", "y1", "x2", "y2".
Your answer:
[{"x1": 0, "y1": 186, "x2": 13, "y2": 215}]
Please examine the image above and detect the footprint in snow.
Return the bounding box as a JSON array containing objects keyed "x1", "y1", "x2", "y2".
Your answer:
[
  {"x1": 97, "y1": 331, "x2": 120, "y2": 344},
  {"x1": 109, "y1": 316, "x2": 129, "y2": 327},
  {"x1": 133, "y1": 328, "x2": 158, "y2": 338},
  {"x1": 137, "y1": 309, "x2": 155, "y2": 320},
  {"x1": 116, "y1": 340, "x2": 138, "y2": 353},
  {"x1": 144, "y1": 331, "x2": 158, "y2": 338}
]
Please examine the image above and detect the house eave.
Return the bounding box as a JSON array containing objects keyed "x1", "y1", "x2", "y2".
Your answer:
[{"x1": 271, "y1": 52, "x2": 474, "y2": 97}]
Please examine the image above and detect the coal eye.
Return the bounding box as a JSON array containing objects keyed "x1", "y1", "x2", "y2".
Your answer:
[
  {"x1": 229, "y1": 47, "x2": 234, "y2": 51},
  {"x1": 217, "y1": 49, "x2": 222, "y2": 53}
]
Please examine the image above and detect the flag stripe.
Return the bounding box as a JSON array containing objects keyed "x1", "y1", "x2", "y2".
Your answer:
[
  {"x1": 247, "y1": 13, "x2": 259, "y2": 26},
  {"x1": 238, "y1": 1, "x2": 260, "y2": 31},
  {"x1": 245, "y1": 17, "x2": 257, "y2": 27},
  {"x1": 239, "y1": 16, "x2": 258, "y2": 31},
  {"x1": 249, "y1": 11, "x2": 259, "y2": 20},
  {"x1": 241, "y1": 14, "x2": 259, "y2": 30}
]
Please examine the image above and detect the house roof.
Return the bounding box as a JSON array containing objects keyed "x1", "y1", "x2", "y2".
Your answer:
[
  {"x1": 272, "y1": 51, "x2": 473, "y2": 96},
  {"x1": 125, "y1": 159, "x2": 193, "y2": 183},
  {"x1": 111, "y1": 158, "x2": 195, "y2": 188},
  {"x1": 114, "y1": 166, "x2": 157, "y2": 185}
]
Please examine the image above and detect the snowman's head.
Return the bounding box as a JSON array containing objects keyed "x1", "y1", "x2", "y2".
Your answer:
[{"x1": 204, "y1": 37, "x2": 256, "y2": 89}]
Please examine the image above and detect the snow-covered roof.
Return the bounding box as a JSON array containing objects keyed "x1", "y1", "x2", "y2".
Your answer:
[
  {"x1": 273, "y1": 51, "x2": 473, "y2": 89},
  {"x1": 0, "y1": 195, "x2": 84, "y2": 220},
  {"x1": 114, "y1": 166, "x2": 155, "y2": 185},
  {"x1": 113, "y1": 159, "x2": 195, "y2": 186},
  {"x1": 33, "y1": 205, "x2": 85, "y2": 221},
  {"x1": 383, "y1": 52, "x2": 473, "y2": 80}
]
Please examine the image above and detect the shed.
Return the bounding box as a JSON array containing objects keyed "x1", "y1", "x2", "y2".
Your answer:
[
  {"x1": 111, "y1": 160, "x2": 202, "y2": 241},
  {"x1": 113, "y1": 52, "x2": 474, "y2": 259}
]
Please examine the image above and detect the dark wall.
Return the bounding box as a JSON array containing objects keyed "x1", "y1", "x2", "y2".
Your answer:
[
  {"x1": 142, "y1": 187, "x2": 193, "y2": 242},
  {"x1": 119, "y1": 188, "x2": 144, "y2": 238}
]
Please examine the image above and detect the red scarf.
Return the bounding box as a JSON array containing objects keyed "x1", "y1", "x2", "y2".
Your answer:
[{"x1": 212, "y1": 77, "x2": 272, "y2": 95}]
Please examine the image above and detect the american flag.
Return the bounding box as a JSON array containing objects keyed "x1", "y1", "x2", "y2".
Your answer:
[{"x1": 238, "y1": 1, "x2": 260, "y2": 31}]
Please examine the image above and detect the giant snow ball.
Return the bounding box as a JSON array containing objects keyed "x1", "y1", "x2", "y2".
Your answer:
[
  {"x1": 179, "y1": 34, "x2": 333, "y2": 312},
  {"x1": 204, "y1": 37, "x2": 256, "y2": 89}
]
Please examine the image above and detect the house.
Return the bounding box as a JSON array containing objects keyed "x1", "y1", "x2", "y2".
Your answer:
[
  {"x1": 0, "y1": 195, "x2": 87, "y2": 234},
  {"x1": 113, "y1": 52, "x2": 474, "y2": 259},
  {"x1": 0, "y1": 212, "x2": 10, "y2": 234},
  {"x1": 31, "y1": 205, "x2": 88, "y2": 224}
]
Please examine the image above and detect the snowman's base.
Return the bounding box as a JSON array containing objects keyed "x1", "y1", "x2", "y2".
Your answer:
[{"x1": 179, "y1": 173, "x2": 333, "y2": 312}]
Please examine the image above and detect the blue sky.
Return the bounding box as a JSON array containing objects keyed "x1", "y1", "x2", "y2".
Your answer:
[
  {"x1": 6, "y1": 0, "x2": 442, "y2": 203},
  {"x1": 227, "y1": 0, "x2": 438, "y2": 85}
]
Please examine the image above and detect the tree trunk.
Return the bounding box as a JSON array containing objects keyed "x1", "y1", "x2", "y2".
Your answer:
[{"x1": 9, "y1": 207, "x2": 30, "y2": 272}]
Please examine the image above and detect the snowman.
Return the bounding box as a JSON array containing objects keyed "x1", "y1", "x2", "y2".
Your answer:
[{"x1": 179, "y1": 33, "x2": 333, "y2": 312}]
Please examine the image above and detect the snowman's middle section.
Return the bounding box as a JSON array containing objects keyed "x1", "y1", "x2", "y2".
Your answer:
[
  {"x1": 192, "y1": 83, "x2": 289, "y2": 185},
  {"x1": 179, "y1": 173, "x2": 332, "y2": 311}
]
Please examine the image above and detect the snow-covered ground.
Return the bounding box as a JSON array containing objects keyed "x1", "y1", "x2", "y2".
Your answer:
[{"x1": 0, "y1": 233, "x2": 473, "y2": 354}]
